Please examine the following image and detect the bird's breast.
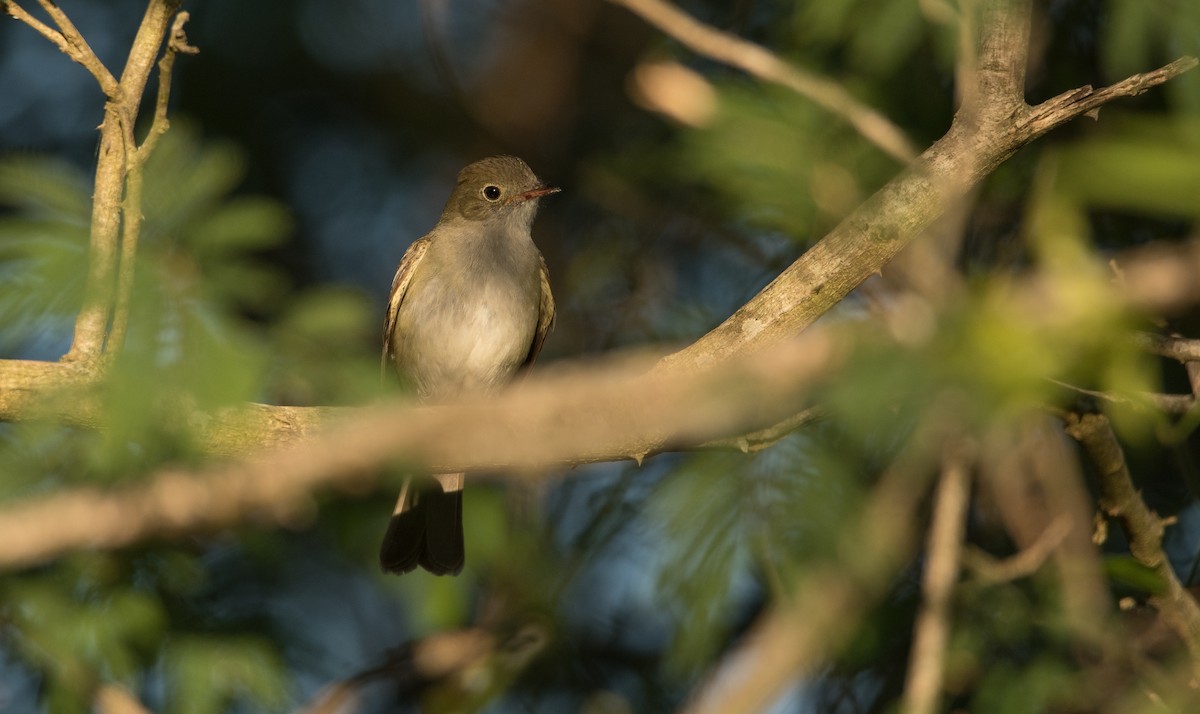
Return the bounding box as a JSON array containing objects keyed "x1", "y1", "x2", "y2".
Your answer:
[{"x1": 394, "y1": 263, "x2": 540, "y2": 400}]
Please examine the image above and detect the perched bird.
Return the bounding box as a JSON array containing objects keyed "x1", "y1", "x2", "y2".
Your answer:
[{"x1": 380, "y1": 156, "x2": 557, "y2": 575}]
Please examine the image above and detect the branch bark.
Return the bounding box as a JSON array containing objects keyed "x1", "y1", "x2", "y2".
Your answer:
[
  {"x1": 4, "y1": 0, "x2": 188, "y2": 364},
  {"x1": 0, "y1": 333, "x2": 843, "y2": 570},
  {"x1": 1062, "y1": 411, "x2": 1200, "y2": 672},
  {"x1": 903, "y1": 448, "x2": 972, "y2": 714}
]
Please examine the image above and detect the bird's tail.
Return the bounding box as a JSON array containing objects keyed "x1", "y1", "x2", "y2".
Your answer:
[{"x1": 379, "y1": 473, "x2": 465, "y2": 576}]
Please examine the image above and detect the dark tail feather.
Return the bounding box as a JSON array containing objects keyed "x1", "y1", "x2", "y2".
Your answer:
[
  {"x1": 380, "y1": 505, "x2": 425, "y2": 575},
  {"x1": 420, "y1": 487, "x2": 464, "y2": 575},
  {"x1": 379, "y1": 479, "x2": 464, "y2": 576}
]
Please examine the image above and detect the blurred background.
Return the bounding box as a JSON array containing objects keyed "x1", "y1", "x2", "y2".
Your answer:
[{"x1": 1, "y1": 0, "x2": 1199, "y2": 712}]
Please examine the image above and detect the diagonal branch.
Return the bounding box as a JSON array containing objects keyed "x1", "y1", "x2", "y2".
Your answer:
[
  {"x1": 0, "y1": 332, "x2": 844, "y2": 571},
  {"x1": 606, "y1": 0, "x2": 919, "y2": 163},
  {"x1": 3, "y1": 0, "x2": 120, "y2": 95},
  {"x1": 1021, "y1": 56, "x2": 1199, "y2": 139},
  {"x1": 1062, "y1": 411, "x2": 1200, "y2": 672},
  {"x1": 657, "y1": 59, "x2": 1194, "y2": 374}
]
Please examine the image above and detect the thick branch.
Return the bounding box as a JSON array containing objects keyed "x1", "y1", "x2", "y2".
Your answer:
[
  {"x1": 0, "y1": 333, "x2": 843, "y2": 570},
  {"x1": 656, "y1": 52, "x2": 1194, "y2": 374}
]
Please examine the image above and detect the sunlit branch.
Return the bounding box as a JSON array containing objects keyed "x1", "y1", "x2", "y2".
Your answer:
[
  {"x1": 0, "y1": 332, "x2": 843, "y2": 571},
  {"x1": 108, "y1": 10, "x2": 198, "y2": 354},
  {"x1": 3, "y1": 0, "x2": 120, "y2": 95}
]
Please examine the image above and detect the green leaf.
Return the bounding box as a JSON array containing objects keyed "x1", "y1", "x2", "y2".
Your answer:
[{"x1": 1104, "y1": 555, "x2": 1168, "y2": 595}]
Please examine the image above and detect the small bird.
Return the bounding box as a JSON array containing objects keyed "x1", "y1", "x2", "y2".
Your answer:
[{"x1": 380, "y1": 156, "x2": 557, "y2": 575}]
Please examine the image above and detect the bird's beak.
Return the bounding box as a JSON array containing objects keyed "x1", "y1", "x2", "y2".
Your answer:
[{"x1": 508, "y1": 185, "x2": 561, "y2": 204}]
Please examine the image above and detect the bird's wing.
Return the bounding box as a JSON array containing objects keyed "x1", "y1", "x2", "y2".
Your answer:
[
  {"x1": 381, "y1": 235, "x2": 432, "y2": 370},
  {"x1": 523, "y1": 252, "x2": 556, "y2": 369}
]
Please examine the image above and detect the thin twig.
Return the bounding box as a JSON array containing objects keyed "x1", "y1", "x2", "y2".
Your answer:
[
  {"x1": 108, "y1": 10, "x2": 198, "y2": 354},
  {"x1": 903, "y1": 447, "x2": 972, "y2": 714},
  {"x1": 606, "y1": 0, "x2": 918, "y2": 163},
  {"x1": 1021, "y1": 57, "x2": 1199, "y2": 140},
  {"x1": 1047, "y1": 379, "x2": 1196, "y2": 417},
  {"x1": 1134, "y1": 332, "x2": 1200, "y2": 364},
  {"x1": 4, "y1": 0, "x2": 120, "y2": 95},
  {"x1": 1062, "y1": 411, "x2": 1200, "y2": 676},
  {"x1": 139, "y1": 10, "x2": 197, "y2": 158},
  {"x1": 698, "y1": 406, "x2": 823, "y2": 452},
  {"x1": 963, "y1": 516, "x2": 1071, "y2": 584}
]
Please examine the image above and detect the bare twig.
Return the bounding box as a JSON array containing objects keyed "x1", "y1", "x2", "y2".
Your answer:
[
  {"x1": 963, "y1": 516, "x2": 1072, "y2": 584},
  {"x1": 1023, "y1": 57, "x2": 1199, "y2": 139},
  {"x1": 3, "y1": 0, "x2": 120, "y2": 95},
  {"x1": 606, "y1": 0, "x2": 919, "y2": 163},
  {"x1": 903, "y1": 448, "x2": 972, "y2": 714},
  {"x1": 1063, "y1": 411, "x2": 1200, "y2": 673},
  {"x1": 108, "y1": 10, "x2": 198, "y2": 354},
  {"x1": 1134, "y1": 332, "x2": 1200, "y2": 364},
  {"x1": 981, "y1": 417, "x2": 1112, "y2": 639},
  {"x1": 698, "y1": 407, "x2": 823, "y2": 453},
  {"x1": 12, "y1": 0, "x2": 185, "y2": 364},
  {"x1": 1048, "y1": 379, "x2": 1197, "y2": 417},
  {"x1": 139, "y1": 10, "x2": 197, "y2": 158}
]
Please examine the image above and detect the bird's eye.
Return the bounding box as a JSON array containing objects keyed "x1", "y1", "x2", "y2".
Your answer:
[{"x1": 482, "y1": 185, "x2": 502, "y2": 201}]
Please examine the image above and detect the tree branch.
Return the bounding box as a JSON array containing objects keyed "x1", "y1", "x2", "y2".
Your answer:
[
  {"x1": 43, "y1": 0, "x2": 183, "y2": 364},
  {"x1": 903, "y1": 448, "x2": 972, "y2": 714},
  {"x1": 606, "y1": 0, "x2": 919, "y2": 163},
  {"x1": 1062, "y1": 411, "x2": 1200, "y2": 672},
  {"x1": 0, "y1": 333, "x2": 843, "y2": 571},
  {"x1": 655, "y1": 48, "x2": 1195, "y2": 375},
  {"x1": 1023, "y1": 57, "x2": 1199, "y2": 139},
  {"x1": 2, "y1": 0, "x2": 120, "y2": 95},
  {"x1": 108, "y1": 10, "x2": 198, "y2": 354},
  {"x1": 1135, "y1": 332, "x2": 1200, "y2": 364}
]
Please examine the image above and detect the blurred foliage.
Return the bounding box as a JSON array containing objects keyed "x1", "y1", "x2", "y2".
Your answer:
[
  {"x1": 166, "y1": 635, "x2": 288, "y2": 714},
  {"x1": 0, "y1": 0, "x2": 1199, "y2": 712},
  {"x1": 680, "y1": 83, "x2": 899, "y2": 240},
  {"x1": 1102, "y1": 0, "x2": 1200, "y2": 111},
  {"x1": 0, "y1": 157, "x2": 90, "y2": 353}
]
